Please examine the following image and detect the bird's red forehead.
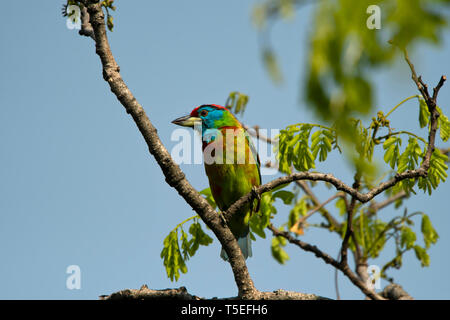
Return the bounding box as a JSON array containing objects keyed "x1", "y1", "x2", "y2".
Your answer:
[{"x1": 190, "y1": 104, "x2": 227, "y2": 116}]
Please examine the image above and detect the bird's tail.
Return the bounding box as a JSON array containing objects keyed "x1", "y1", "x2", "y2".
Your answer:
[{"x1": 220, "y1": 234, "x2": 252, "y2": 261}]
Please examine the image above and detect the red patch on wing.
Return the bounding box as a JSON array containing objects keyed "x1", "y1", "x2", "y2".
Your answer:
[{"x1": 190, "y1": 104, "x2": 228, "y2": 116}]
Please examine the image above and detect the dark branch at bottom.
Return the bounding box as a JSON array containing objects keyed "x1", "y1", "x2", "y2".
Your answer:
[{"x1": 99, "y1": 285, "x2": 329, "y2": 300}]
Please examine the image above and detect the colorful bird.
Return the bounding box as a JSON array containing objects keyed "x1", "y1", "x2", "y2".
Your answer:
[{"x1": 172, "y1": 104, "x2": 261, "y2": 260}]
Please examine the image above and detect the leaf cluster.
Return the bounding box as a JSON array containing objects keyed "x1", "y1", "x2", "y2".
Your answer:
[{"x1": 160, "y1": 215, "x2": 213, "y2": 281}]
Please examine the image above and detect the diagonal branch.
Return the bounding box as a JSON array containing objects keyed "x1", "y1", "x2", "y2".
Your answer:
[{"x1": 80, "y1": 0, "x2": 257, "y2": 299}]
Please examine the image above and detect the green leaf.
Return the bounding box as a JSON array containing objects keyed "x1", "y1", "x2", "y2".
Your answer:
[
  {"x1": 200, "y1": 187, "x2": 217, "y2": 209},
  {"x1": 106, "y1": 15, "x2": 114, "y2": 31},
  {"x1": 160, "y1": 218, "x2": 212, "y2": 282},
  {"x1": 421, "y1": 214, "x2": 439, "y2": 249},
  {"x1": 335, "y1": 197, "x2": 347, "y2": 216},
  {"x1": 311, "y1": 129, "x2": 333, "y2": 162},
  {"x1": 188, "y1": 221, "x2": 213, "y2": 255},
  {"x1": 400, "y1": 226, "x2": 416, "y2": 250},
  {"x1": 437, "y1": 106, "x2": 450, "y2": 142},
  {"x1": 262, "y1": 48, "x2": 283, "y2": 84},
  {"x1": 383, "y1": 136, "x2": 401, "y2": 169},
  {"x1": 288, "y1": 197, "x2": 308, "y2": 229},
  {"x1": 271, "y1": 235, "x2": 290, "y2": 264},
  {"x1": 353, "y1": 119, "x2": 375, "y2": 162},
  {"x1": 252, "y1": 4, "x2": 267, "y2": 29},
  {"x1": 272, "y1": 190, "x2": 295, "y2": 205},
  {"x1": 418, "y1": 148, "x2": 448, "y2": 194},
  {"x1": 293, "y1": 125, "x2": 315, "y2": 171},
  {"x1": 413, "y1": 245, "x2": 430, "y2": 267},
  {"x1": 250, "y1": 193, "x2": 276, "y2": 239},
  {"x1": 160, "y1": 230, "x2": 187, "y2": 282},
  {"x1": 397, "y1": 137, "x2": 421, "y2": 173},
  {"x1": 276, "y1": 124, "x2": 316, "y2": 172},
  {"x1": 225, "y1": 91, "x2": 249, "y2": 116},
  {"x1": 364, "y1": 219, "x2": 389, "y2": 258},
  {"x1": 418, "y1": 99, "x2": 430, "y2": 128},
  {"x1": 180, "y1": 229, "x2": 190, "y2": 260}
]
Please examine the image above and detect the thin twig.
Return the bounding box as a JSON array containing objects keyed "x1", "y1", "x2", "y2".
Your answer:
[
  {"x1": 295, "y1": 181, "x2": 341, "y2": 230},
  {"x1": 368, "y1": 191, "x2": 407, "y2": 214},
  {"x1": 78, "y1": 5, "x2": 95, "y2": 40},
  {"x1": 79, "y1": 0, "x2": 258, "y2": 299},
  {"x1": 268, "y1": 224, "x2": 384, "y2": 300},
  {"x1": 291, "y1": 192, "x2": 344, "y2": 232}
]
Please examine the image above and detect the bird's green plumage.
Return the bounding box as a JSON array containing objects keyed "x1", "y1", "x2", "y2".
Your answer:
[{"x1": 172, "y1": 104, "x2": 261, "y2": 260}]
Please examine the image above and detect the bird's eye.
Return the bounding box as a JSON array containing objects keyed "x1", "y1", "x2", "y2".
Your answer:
[{"x1": 200, "y1": 110, "x2": 208, "y2": 117}]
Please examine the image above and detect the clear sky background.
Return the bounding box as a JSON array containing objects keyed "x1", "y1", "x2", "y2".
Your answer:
[{"x1": 0, "y1": 1, "x2": 449, "y2": 299}]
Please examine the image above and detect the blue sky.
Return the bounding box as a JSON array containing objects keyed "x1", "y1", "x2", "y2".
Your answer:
[{"x1": 0, "y1": 1, "x2": 449, "y2": 299}]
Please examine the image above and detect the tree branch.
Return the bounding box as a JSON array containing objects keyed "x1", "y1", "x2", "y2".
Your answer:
[
  {"x1": 225, "y1": 49, "x2": 445, "y2": 300},
  {"x1": 340, "y1": 177, "x2": 359, "y2": 266},
  {"x1": 100, "y1": 285, "x2": 200, "y2": 300},
  {"x1": 224, "y1": 168, "x2": 427, "y2": 223},
  {"x1": 243, "y1": 124, "x2": 275, "y2": 144},
  {"x1": 79, "y1": 5, "x2": 95, "y2": 40},
  {"x1": 402, "y1": 47, "x2": 445, "y2": 170},
  {"x1": 225, "y1": 49, "x2": 445, "y2": 226},
  {"x1": 80, "y1": 0, "x2": 257, "y2": 299},
  {"x1": 99, "y1": 284, "x2": 328, "y2": 300},
  {"x1": 77, "y1": 1, "x2": 445, "y2": 300},
  {"x1": 368, "y1": 191, "x2": 407, "y2": 214},
  {"x1": 224, "y1": 85, "x2": 443, "y2": 222},
  {"x1": 380, "y1": 284, "x2": 413, "y2": 300}
]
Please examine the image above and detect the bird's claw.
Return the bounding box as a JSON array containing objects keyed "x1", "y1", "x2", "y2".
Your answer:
[
  {"x1": 251, "y1": 186, "x2": 261, "y2": 213},
  {"x1": 219, "y1": 212, "x2": 228, "y2": 226}
]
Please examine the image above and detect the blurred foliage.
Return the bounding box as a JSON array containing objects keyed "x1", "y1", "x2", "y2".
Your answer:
[
  {"x1": 225, "y1": 91, "x2": 250, "y2": 116},
  {"x1": 253, "y1": 0, "x2": 449, "y2": 130},
  {"x1": 262, "y1": 49, "x2": 284, "y2": 84},
  {"x1": 251, "y1": 0, "x2": 450, "y2": 279},
  {"x1": 271, "y1": 232, "x2": 290, "y2": 264}
]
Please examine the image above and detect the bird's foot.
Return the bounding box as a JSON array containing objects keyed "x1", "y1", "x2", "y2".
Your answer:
[
  {"x1": 251, "y1": 186, "x2": 261, "y2": 213},
  {"x1": 219, "y1": 211, "x2": 228, "y2": 226}
]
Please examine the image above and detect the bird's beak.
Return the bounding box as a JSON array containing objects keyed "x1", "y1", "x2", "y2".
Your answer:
[{"x1": 171, "y1": 115, "x2": 201, "y2": 128}]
